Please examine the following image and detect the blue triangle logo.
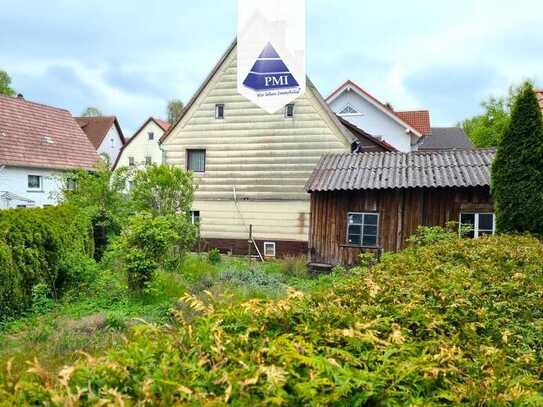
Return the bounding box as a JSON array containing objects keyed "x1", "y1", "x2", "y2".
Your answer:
[{"x1": 243, "y1": 42, "x2": 300, "y2": 92}]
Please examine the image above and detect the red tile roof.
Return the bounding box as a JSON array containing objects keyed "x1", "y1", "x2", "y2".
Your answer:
[
  {"x1": 75, "y1": 116, "x2": 126, "y2": 149},
  {"x1": 0, "y1": 95, "x2": 99, "y2": 170},
  {"x1": 395, "y1": 110, "x2": 431, "y2": 136},
  {"x1": 152, "y1": 117, "x2": 171, "y2": 132}
]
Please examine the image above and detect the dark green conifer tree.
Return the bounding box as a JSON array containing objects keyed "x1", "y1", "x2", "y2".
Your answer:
[{"x1": 492, "y1": 82, "x2": 543, "y2": 235}]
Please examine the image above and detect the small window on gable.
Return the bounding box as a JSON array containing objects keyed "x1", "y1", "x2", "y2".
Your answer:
[
  {"x1": 339, "y1": 104, "x2": 359, "y2": 115},
  {"x1": 347, "y1": 212, "x2": 379, "y2": 247},
  {"x1": 145, "y1": 156, "x2": 152, "y2": 165},
  {"x1": 264, "y1": 242, "x2": 276, "y2": 257},
  {"x1": 148, "y1": 132, "x2": 154, "y2": 141},
  {"x1": 460, "y1": 213, "x2": 495, "y2": 238},
  {"x1": 128, "y1": 156, "x2": 135, "y2": 166},
  {"x1": 187, "y1": 149, "x2": 206, "y2": 173},
  {"x1": 28, "y1": 175, "x2": 42, "y2": 191},
  {"x1": 215, "y1": 104, "x2": 224, "y2": 119},
  {"x1": 285, "y1": 103, "x2": 295, "y2": 118}
]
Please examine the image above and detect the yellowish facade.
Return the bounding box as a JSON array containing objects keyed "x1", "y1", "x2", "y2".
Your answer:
[{"x1": 162, "y1": 43, "x2": 351, "y2": 251}]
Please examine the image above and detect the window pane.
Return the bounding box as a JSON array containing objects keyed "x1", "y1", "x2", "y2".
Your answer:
[
  {"x1": 460, "y1": 213, "x2": 475, "y2": 238},
  {"x1": 348, "y1": 214, "x2": 363, "y2": 225},
  {"x1": 363, "y1": 225, "x2": 377, "y2": 235},
  {"x1": 28, "y1": 175, "x2": 41, "y2": 189},
  {"x1": 479, "y1": 214, "x2": 494, "y2": 231},
  {"x1": 364, "y1": 214, "x2": 379, "y2": 226},
  {"x1": 348, "y1": 234, "x2": 361, "y2": 245},
  {"x1": 362, "y1": 235, "x2": 377, "y2": 247},
  {"x1": 188, "y1": 150, "x2": 205, "y2": 172},
  {"x1": 216, "y1": 104, "x2": 224, "y2": 119},
  {"x1": 148, "y1": 132, "x2": 154, "y2": 140}
]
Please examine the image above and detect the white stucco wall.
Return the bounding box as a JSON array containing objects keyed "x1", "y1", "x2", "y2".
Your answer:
[
  {"x1": 329, "y1": 90, "x2": 413, "y2": 152},
  {"x1": 116, "y1": 120, "x2": 165, "y2": 169},
  {"x1": 97, "y1": 125, "x2": 124, "y2": 166},
  {"x1": 0, "y1": 166, "x2": 63, "y2": 208}
]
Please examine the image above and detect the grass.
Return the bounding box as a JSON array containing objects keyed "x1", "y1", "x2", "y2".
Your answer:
[{"x1": 0, "y1": 253, "x2": 334, "y2": 377}]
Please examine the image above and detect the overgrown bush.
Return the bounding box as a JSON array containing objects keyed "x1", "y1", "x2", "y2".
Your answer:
[
  {"x1": 207, "y1": 248, "x2": 221, "y2": 264},
  {"x1": 2, "y1": 235, "x2": 543, "y2": 405},
  {"x1": 406, "y1": 222, "x2": 460, "y2": 246},
  {"x1": 275, "y1": 255, "x2": 308, "y2": 277},
  {"x1": 0, "y1": 205, "x2": 94, "y2": 318},
  {"x1": 117, "y1": 212, "x2": 197, "y2": 291}
]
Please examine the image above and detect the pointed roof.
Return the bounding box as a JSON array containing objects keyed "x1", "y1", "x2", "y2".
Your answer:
[
  {"x1": 75, "y1": 116, "x2": 126, "y2": 149},
  {"x1": 160, "y1": 40, "x2": 356, "y2": 146},
  {"x1": 0, "y1": 94, "x2": 99, "y2": 170},
  {"x1": 326, "y1": 80, "x2": 426, "y2": 138},
  {"x1": 395, "y1": 110, "x2": 431, "y2": 136}
]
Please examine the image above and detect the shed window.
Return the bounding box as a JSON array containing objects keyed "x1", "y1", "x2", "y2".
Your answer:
[
  {"x1": 28, "y1": 175, "x2": 42, "y2": 191},
  {"x1": 187, "y1": 149, "x2": 206, "y2": 173},
  {"x1": 347, "y1": 212, "x2": 379, "y2": 247},
  {"x1": 264, "y1": 242, "x2": 276, "y2": 257},
  {"x1": 460, "y1": 213, "x2": 495, "y2": 238},
  {"x1": 215, "y1": 104, "x2": 224, "y2": 119},
  {"x1": 285, "y1": 104, "x2": 295, "y2": 118},
  {"x1": 148, "y1": 132, "x2": 154, "y2": 140}
]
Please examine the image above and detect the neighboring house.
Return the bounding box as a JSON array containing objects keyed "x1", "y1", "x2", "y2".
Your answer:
[
  {"x1": 419, "y1": 127, "x2": 474, "y2": 150},
  {"x1": 75, "y1": 116, "x2": 126, "y2": 166},
  {"x1": 326, "y1": 80, "x2": 431, "y2": 152},
  {"x1": 306, "y1": 149, "x2": 495, "y2": 266},
  {"x1": 160, "y1": 40, "x2": 393, "y2": 257},
  {"x1": 113, "y1": 117, "x2": 170, "y2": 169},
  {"x1": 536, "y1": 89, "x2": 543, "y2": 111},
  {"x1": 0, "y1": 94, "x2": 98, "y2": 208}
]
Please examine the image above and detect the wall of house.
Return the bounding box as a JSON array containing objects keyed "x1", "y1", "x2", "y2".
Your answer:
[
  {"x1": 97, "y1": 125, "x2": 124, "y2": 166},
  {"x1": 162, "y1": 46, "x2": 351, "y2": 246},
  {"x1": 116, "y1": 121, "x2": 165, "y2": 168},
  {"x1": 0, "y1": 166, "x2": 63, "y2": 208},
  {"x1": 329, "y1": 90, "x2": 414, "y2": 152},
  {"x1": 309, "y1": 187, "x2": 493, "y2": 265}
]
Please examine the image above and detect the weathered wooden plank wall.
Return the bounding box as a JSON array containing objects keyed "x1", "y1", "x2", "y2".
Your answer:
[{"x1": 309, "y1": 186, "x2": 492, "y2": 265}]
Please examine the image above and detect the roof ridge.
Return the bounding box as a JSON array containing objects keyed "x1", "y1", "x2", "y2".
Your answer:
[{"x1": 0, "y1": 94, "x2": 71, "y2": 113}]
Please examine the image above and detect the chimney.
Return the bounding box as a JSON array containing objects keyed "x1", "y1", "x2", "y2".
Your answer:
[{"x1": 17, "y1": 93, "x2": 24, "y2": 99}]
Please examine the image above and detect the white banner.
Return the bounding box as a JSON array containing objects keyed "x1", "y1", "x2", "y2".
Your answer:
[{"x1": 237, "y1": 0, "x2": 306, "y2": 114}]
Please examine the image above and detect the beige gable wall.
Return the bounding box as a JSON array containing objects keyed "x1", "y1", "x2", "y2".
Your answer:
[
  {"x1": 163, "y1": 45, "x2": 350, "y2": 243},
  {"x1": 116, "y1": 120, "x2": 165, "y2": 169}
]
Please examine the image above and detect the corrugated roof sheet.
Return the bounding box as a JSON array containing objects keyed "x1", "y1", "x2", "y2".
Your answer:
[{"x1": 306, "y1": 149, "x2": 496, "y2": 192}]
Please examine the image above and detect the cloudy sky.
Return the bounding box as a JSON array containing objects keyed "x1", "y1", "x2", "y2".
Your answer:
[{"x1": 1, "y1": 0, "x2": 541, "y2": 135}]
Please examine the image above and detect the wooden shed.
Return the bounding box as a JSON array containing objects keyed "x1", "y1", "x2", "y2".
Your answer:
[{"x1": 305, "y1": 149, "x2": 496, "y2": 267}]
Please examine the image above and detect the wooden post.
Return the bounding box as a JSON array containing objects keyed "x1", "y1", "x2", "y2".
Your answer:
[{"x1": 248, "y1": 224, "x2": 253, "y2": 262}]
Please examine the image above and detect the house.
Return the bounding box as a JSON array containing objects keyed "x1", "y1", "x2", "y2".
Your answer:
[
  {"x1": 326, "y1": 80, "x2": 431, "y2": 152},
  {"x1": 113, "y1": 117, "x2": 170, "y2": 169},
  {"x1": 0, "y1": 94, "x2": 99, "y2": 208},
  {"x1": 536, "y1": 89, "x2": 543, "y2": 110},
  {"x1": 160, "y1": 40, "x2": 393, "y2": 257},
  {"x1": 75, "y1": 116, "x2": 126, "y2": 166},
  {"x1": 305, "y1": 149, "x2": 495, "y2": 266}
]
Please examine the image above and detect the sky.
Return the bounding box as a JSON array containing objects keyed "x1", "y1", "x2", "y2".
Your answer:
[{"x1": 1, "y1": 0, "x2": 542, "y2": 135}]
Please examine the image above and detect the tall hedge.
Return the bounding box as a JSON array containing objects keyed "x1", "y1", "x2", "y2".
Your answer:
[
  {"x1": 0, "y1": 205, "x2": 94, "y2": 318},
  {"x1": 491, "y1": 83, "x2": 543, "y2": 234}
]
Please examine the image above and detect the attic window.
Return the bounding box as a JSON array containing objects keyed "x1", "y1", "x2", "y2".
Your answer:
[
  {"x1": 215, "y1": 104, "x2": 224, "y2": 120},
  {"x1": 285, "y1": 104, "x2": 295, "y2": 118},
  {"x1": 339, "y1": 104, "x2": 359, "y2": 115},
  {"x1": 148, "y1": 132, "x2": 154, "y2": 141}
]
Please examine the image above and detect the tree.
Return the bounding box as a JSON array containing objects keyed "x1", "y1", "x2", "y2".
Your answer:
[
  {"x1": 80, "y1": 107, "x2": 103, "y2": 117},
  {"x1": 0, "y1": 70, "x2": 15, "y2": 96},
  {"x1": 130, "y1": 164, "x2": 194, "y2": 216},
  {"x1": 461, "y1": 84, "x2": 523, "y2": 148},
  {"x1": 58, "y1": 159, "x2": 131, "y2": 259},
  {"x1": 491, "y1": 82, "x2": 543, "y2": 235},
  {"x1": 167, "y1": 99, "x2": 184, "y2": 124}
]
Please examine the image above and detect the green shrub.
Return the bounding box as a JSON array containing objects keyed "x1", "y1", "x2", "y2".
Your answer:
[
  {"x1": 406, "y1": 222, "x2": 460, "y2": 246},
  {"x1": 0, "y1": 205, "x2": 94, "y2": 318},
  {"x1": 2, "y1": 235, "x2": 543, "y2": 405},
  {"x1": 275, "y1": 255, "x2": 308, "y2": 277},
  {"x1": 207, "y1": 248, "x2": 221, "y2": 264},
  {"x1": 30, "y1": 283, "x2": 53, "y2": 315}
]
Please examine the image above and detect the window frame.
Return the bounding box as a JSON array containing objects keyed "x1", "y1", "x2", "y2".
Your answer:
[
  {"x1": 263, "y1": 242, "x2": 276, "y2": 257},
  {"x1": 186, "y1": 149, "x2": 206, "y2": 173},
  {"x1": 128, "y1": 156, "x2": 135, "y2": 167},
  {"x1": 345, "y1": 212, "x2": 380, "y2": 248},
  {"x1": 285, "y1": 103, "x2": 295, "y2": 118},
  {"x1": 27, "y1": 175, "x2": 43, "y2": 192},
  {"x1": 215, "y1": 104, "x2": 225, "y2": 120},
  {"x1": 148, "y1": 131, "x2": 154, "y2": 141},
  {"x1": 459, "y1": 212, "x2": 496, "y2": 238},
  {"x1": 338, "y1": 103, "x2": 360, "y2": 116},
  {"x1": 145, "y1": 156, "x2": 152, "y2": 165},
  {"x1": 190, "y1": 210, "x2": 200, "y2": 226}
]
